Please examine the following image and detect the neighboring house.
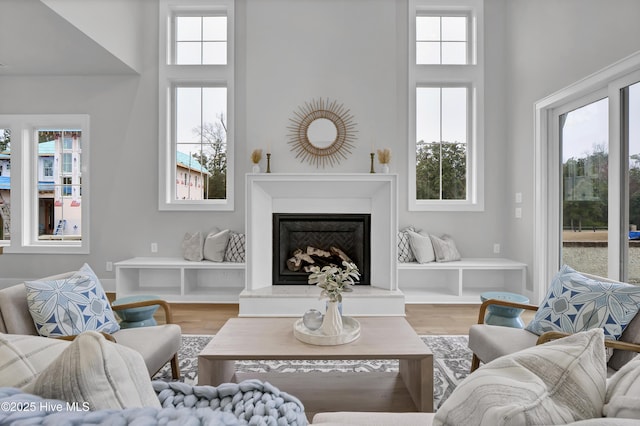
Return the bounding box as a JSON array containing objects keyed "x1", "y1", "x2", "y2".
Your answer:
[
  {"x1": 0, "y1": 153, "x2": 9, "y2": 240},
  {"x1": 0, "y1": 146, "x2": 209, "y2": 240},
  {"x1": 175, "y1": 151, "x2": 210, "y2": 201},
  {"x1": 0, "y1": 138, "x2": 82, "y2": 239}
]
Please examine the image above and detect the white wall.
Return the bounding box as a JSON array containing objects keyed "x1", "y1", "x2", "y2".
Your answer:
[
  {"x1": 1, "y1": 0, "x2": 638, "y2": 297},
  {"x1": 504, "y1": 0, "x2": 640, "y2": 294}
]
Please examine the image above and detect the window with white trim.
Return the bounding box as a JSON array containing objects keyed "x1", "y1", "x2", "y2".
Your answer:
[
  {"x1": 409, "y1": 0, "x2": 484, "y2": 211},
  {"x1": 0, "y1": 128, "x2": 10, "y2": 243},
  {"x1": 0, "y1": 115, "x2": 90, "y2": 254},
  {"x1": 159, "y1": 0, "x2": 234, "y2": 210}
]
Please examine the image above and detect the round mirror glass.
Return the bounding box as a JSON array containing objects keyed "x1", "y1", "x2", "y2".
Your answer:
[{"x1": 307, "y1": 118, "x2": 338, "y2": 148}]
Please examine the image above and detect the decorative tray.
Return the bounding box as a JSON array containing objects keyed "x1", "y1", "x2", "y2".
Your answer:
[{"x1": 293, "y1": 316, "x2": 361, "y2": 346}]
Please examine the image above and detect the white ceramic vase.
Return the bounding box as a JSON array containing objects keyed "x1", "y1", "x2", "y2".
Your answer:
[
  {"x1": 252, "y1": 164, "x2": 260, "y2": 173},
  {"x1": 321, "y1": 300, "x2": 343, "y2": 336},
  {"x1": 381, "y1": 164, "x2": 390, "y2": 173}
]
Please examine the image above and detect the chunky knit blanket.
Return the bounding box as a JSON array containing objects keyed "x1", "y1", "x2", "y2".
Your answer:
[{"x1": 0, "y1": 380, "x2": 308, "y2": 426}]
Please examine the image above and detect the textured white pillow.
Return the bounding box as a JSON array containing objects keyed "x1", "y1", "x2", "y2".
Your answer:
[
  {"x1": 434, "y1": 328, "x2": 607, "y2": 426},
  {"x1": 604, "y1": 354, "x2": 640, "y2": 419},
  {"x1": 429, "y1": 234, "x2": 461, "y2": 262},
  {"x1": 406, "y1": 230, "x2": 435, "y2": 263},
  {"x1": 203, "y1": 229, "x2": 230, "y2": 262},
  {"x1": 23, "y1": 331, "x2": 161, "y2": 410},
  {"x1": 182, "y1": 231, "x2": 204, "y2": 261},
  {"x1": 0, "y1": 334, "x2": 70, "y2": 388}
]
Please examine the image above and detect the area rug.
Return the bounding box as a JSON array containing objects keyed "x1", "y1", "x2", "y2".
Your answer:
[{"x1": 153, "y1": 334, "x2": 471, "y2": 410}]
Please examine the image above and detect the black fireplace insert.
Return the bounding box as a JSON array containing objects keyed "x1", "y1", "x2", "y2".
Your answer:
[{"x1": 272, "y1": 213, "x2": 371, "y2": 285}]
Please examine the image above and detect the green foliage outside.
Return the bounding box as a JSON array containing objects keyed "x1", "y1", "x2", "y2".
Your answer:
[
  {"x1": 562, "y1": 145, "x2": 609, "y2": 230},
  {"x1": 561, "y1": 144, "x2": 640, "y2": 230},
  {"x1": 191, "y1": 114, "x2": 227, "y2": 199},
  {"x1": 416, "y1": 141, "x2": 466, "y2": 200},
  {"x1": 0, "y1": 129, "x2": 10, "y2": 151}
]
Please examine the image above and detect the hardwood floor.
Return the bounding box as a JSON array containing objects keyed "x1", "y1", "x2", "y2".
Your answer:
[{"x1": 163, "y1": 303, "x2": 536, "y2": 335}]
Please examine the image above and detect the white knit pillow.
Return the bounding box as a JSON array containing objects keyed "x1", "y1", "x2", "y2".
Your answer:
[
  {"x1": 434, "y1": 328, "x2": 607, "y2": 426},
  {"x1": 23, "y1": 331, "x2": 160, "y2": 410},
  {"x1": 0, "y1": 334, "x2": 70, "y2": 388}
]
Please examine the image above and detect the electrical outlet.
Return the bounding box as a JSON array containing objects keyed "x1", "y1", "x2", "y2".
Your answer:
[
  {"x1": 151, "y1": 242, "x2": 158, "y2": 253},
  {"x1": 493, "y1": 243, "x2": 500, "y2": 254},
  {"x1": 105, "y1": 261, "x2": 113, "y2": 272},
  {"x1": 515, "y1": 192, "x2": 522, "y2": 203},
  {"x1": 515, "y1": 207, "x2": 522, "y2": 219}
]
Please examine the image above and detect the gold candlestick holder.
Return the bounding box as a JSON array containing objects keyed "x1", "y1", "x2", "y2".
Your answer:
[
  {"x1": 370, "y1": 153, "x2": 375, "y2": 173},
  {"x1": 266, "y1": 153, "x2": 272, "y2": 173}
]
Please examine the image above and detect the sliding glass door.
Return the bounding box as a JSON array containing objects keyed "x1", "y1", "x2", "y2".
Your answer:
[
  {"x1": 560, "y1": 98, "x2": 609, "y2": 276},
  {"x1": 556, "y1": 77, "x2": 640, "y2": 282},
  {"x1": 625, "y1": 82, "x2": 640, "y2": 282}
]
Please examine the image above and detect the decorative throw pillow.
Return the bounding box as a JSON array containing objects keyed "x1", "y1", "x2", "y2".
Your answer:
[
  {"x1": 429, "y1": 234, "x2": 461, "y2": 262},
  {"x1": 182, "y1": 231, "x2": 204, "y2": 261},
  {"x1": 434, "y1": 328, "x2": 607, "y2": 426},
  {"x1": 0, "y1": 334, "x2": 70, "y2": 388},
  {"x1": 224, "y1": 232, "x2": 246, "y2": 263},
  {"x1": 525, "y1": 265, "x2": 640, "y2": 343},
  {"x1": 398, "y1": 226, "x2": 416, "y2": 262},
  {"x1": 604, "y1": 353, "x2": 640, "y2": 419},
  {"x1": 23, "y1": 331, "x2": 161, "y2": 410},
  {"x1": 25, "y1": 263, "x2": 121, "y2": 338},
  {"x1": 203, "y1": 228, "x2": 230, "y2": 262},
  {"x1": 407, "y1": 229, "x2": 435, "y2": 263}
]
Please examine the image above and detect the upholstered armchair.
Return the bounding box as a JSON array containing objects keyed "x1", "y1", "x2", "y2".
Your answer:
[
  {"x1": 0, "y1": 271, "x2": 181, "y2": 379},
  {"x1": 469, "y1": 269, "x2": 640, "y2": 375}
]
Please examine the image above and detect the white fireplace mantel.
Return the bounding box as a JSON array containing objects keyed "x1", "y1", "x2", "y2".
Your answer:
[{"x1": 240, "y1": 173, "x2": 404, "y2": 316}]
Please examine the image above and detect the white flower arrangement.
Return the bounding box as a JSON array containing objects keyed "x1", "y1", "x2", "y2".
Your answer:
[{"x1": 307, "y1": 261, "x2": 360, "y2": 303}]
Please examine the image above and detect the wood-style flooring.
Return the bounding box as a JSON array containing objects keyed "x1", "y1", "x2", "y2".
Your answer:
[{"x1": 166, "y1": 303, "x2": 536, "y2": 335}]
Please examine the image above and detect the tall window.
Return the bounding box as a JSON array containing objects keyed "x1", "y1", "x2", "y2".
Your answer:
[
  {"x1": 0, "y1": 128, "x2": 10, "y2": 243},
  {"x1": 416, "y1": 86, "x2": 468, "y2": 200},
  {"x1": 0, "y1": 115, "x2": 89, "y2": 254},
  {"x1": 409, "y1": 0, "x2": 484, "y2": 211},
  {"x1": 159, "y1": 0, "x2": 234, "y2": 211}
]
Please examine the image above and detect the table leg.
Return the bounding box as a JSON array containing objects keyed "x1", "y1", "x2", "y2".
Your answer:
[
  {"x1": 197, "y1": 358, "x2": 235, "y2": 385},
  {"x1": 399, "y1": 356, "x2": 433, "y2": 413}
]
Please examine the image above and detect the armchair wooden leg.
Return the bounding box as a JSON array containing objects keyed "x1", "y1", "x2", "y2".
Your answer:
[
  {"x1": 171, "y1": 353, "x2": 180, "y2": 380},
  {"x1": 470, "y1": 354, "x2": 480, "y2": 373}
]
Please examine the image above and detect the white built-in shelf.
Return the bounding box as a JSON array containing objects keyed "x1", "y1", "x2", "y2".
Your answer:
[
  {"x1": 398, "y1": 258, "x2": 527, "y2": 303},
  {"x1": 115, "y1": 256, "x2": 527, "y2": 305},
  {"x1": 115, "y1": 257, "x2": 245, "y2": 303}
]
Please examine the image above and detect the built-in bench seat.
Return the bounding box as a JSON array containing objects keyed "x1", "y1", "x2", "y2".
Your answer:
[{"x1": 398, "y1": 258, "x2": 527, "y2": 303}]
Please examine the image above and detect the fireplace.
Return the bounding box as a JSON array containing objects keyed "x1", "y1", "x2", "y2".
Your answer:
[
  {"x1": 242, "y1": 173, "x2": 403, "y2": 316},
  {"x1": 272, "y1": 213, "x2": 371, "y2": 285}
]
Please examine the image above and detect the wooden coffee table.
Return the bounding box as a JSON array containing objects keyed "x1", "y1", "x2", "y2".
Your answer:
[{"x1": 198, "y1": 317, "x2": 433, "y2": 415}]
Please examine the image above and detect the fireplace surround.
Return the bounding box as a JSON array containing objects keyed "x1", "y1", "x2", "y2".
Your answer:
[{"x1": 241, "y1": 173, "x2": 403, "y2": 316}]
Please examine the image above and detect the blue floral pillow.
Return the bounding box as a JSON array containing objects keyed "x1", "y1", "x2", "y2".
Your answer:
[
  {"x1": 526, "y1": 265, "x2": 640, "y2": 341},
  {"x1": 25, "y1": 264, "x2": 120, "y2": 337}
]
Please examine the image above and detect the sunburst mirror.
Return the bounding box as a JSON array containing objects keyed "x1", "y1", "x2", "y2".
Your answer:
[{"x1": 287, "y1": 98, "x2": 357, "y2": 168}]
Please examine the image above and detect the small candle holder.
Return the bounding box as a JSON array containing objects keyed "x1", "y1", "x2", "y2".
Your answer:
[
  {"x1": 369, "y1": 153, "x2": 375, "y2": 173},
  {"x1": 266, "y1": 153, "x2": 272, "y2": 173}
]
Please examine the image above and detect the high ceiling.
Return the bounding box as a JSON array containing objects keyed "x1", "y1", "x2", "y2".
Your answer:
[{"x1": 0, "y1": 0, "x2": 136, "y2": 76}]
